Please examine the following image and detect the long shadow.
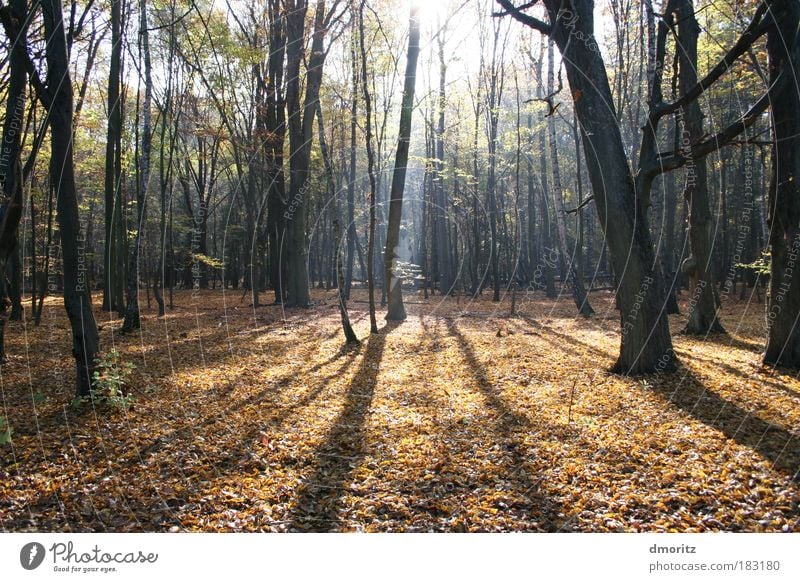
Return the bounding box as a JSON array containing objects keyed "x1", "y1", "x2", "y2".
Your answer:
[
  {"x1": 677, "y1": 350, "x2": 800, "y2": 401},
  {"x1": 685, "y1": 332, "x2": 763, "y2": 353},
  {"x1": 445, "y1": 319, "x2": 569, "y2": 531},
  {"x1": 287, "y1": 322, "x2": 398, "y2": 531},
  {"x1": 515, "y1": 315, "x2": 616, "y2": 361},
  {"x1": 134, "y1": 347, "x2": 360, "y2": 461},
  {"x1": 10, "y1": 343, "x2": 363, "y2": 531},
  {"x1": 645, "y1": 366, "x2": 800, "y2": 479}
]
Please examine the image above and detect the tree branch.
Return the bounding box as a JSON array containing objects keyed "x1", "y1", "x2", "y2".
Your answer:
[
  {"x1": 650, "y1": 0, "x2": 771, "y2": 122},
  {"x1": 0, "y1": 3, "x2": 52, "y2": 110},
  {"x1": 651, "y1": 90, "x2": 771, "y2": 175},
  {"x1": 493, "y1": 0, "x2": 552, "y2": 35}
]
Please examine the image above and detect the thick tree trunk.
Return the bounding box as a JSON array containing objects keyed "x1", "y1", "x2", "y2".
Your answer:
[
  {"x1": 42, "y1": 0, "x2": 101, "y2": 394},
  {"x1": 764, "y1": 0, "x2": 800, "y2": 367},
  {"x1": 500, "y1": 0, "x2": 675, "y2": 373},
  {"x1": 384, "y1": 6, "x2": 420, "y2": 321}
]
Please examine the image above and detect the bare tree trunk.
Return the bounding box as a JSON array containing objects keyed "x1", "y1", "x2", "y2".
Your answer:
[
  {"x1": 284, "y1": 0, "x2": 329, "y2": 308},
  {"x1": 122, "y1": 0, "x2": 153, "y2": 333},
  {"x1": 346, "y1": 29, "x2": 359, "y2": 299},
  {"x1": 384, "y1": 6, "x2": 421, "y2": 321},
  {"x1": 764, "y1": 0, "x2": 800, "y2": 367},
  {"x1": 546, "y1": 39, "x2": 593, "y2": 316},
  {"x1": 103, "y1": 0, "x2": 125, "y2": 313},
  {"x1": 42, "y1": 0, "x2": 101, "y2": 394},
  {"x1": 317, "y1": 103, "x2": 358, "y2": 343},
  {"x1": 0, "y1": 0, "x2": 28, "y2": 361},
  {"x1": 499, "y1": 0, "x2": 675, "y2": 374},
  {"x1": 358, "y1": 0, "x2": 378, "y2": 333},
  {"x1": 676, "y1": 0, "x2": 724, "y2": 335}
]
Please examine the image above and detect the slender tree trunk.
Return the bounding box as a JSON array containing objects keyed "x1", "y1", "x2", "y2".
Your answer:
[
  {"x1": 0, "y1": 0, "x2": 28, "y2": 360},
  {"x1": 676, "y1": 0, "x2": 724, "y2": 335},
  {"x1": 122, "y1": 0, "x2": 153, "y2": 333},
  {"x1": 103, "y1": 0, "x2": 125, "y2": 313},
  {"x1": 358, "y1": 0, "x2": 378, "y2": 333},
  {"x1": 318, "y1": 103, "x2": 358, "y2": 343},
  {"x1": 435, "y1": 33, "x2": 452, "y2": 297},
  {"x1": 384, "y1": 6, "x2": 421, "y2": 321},
  {"x1": 547, "y1": 40, "x2": 593, "y2": 316},
  {"x1": 284, "y1": 0, "x2": 328, "y2": 308}
]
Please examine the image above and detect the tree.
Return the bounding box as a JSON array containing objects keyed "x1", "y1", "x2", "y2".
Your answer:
[
  {"x1": 763, "y1": 0, "x2": 800, "y2": 367},
  {"x1": 284, "y1": 0, "x2": 338, "y2": 308},
  {"x1": 358, "y1": 0, "x2": 378, "y2": 333},
  {"x1": 103, "y1": 0, "x2": 126, "y2": 313},
  {"x1": 384, "y1": 5, "x2": 421, "y2": 321},
  {"x1": 38, "y1": 0, "x2": 101, "y2": 394},
  {"x1": 497, "y1": 0, "x2": 675, "y2": 374},
  {"x1": 0, "y1": 0, "x2": 27, "y2": 363},
  {"x1": 675, "y1": 0, "x2": 724, "y2": 334},
  {"x1": 545, "y1": 39, "x2": 593, "y2": 316},
  {"x1": 122, "y1": 0, "x2": 155, "y2": 333}
]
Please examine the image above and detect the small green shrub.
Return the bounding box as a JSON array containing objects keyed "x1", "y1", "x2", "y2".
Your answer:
[
  {"x1": 0, "y1": 416, "x2": 12, "y2": 445},
  {"x1": 91, "y1": 349, "x2": 136, "y2": 409}
]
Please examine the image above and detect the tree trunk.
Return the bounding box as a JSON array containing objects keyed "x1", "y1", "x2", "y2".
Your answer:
[
  {"x1": 384, "y1": 6, "x2": 421, "y2": 321},
  {"x1": 122, "y1": 0, "x2": 153, "y2": 333},
  {"x1": 500, "y1": 0, "x2": 675, "y2": 374},
  {"x1": 546, "y1": 39, "x2": 593, "y2": 316},
  {"x1": 42, "y1": 0, "x2": 101, "y2": 395},
  {"x1": 676, "y1": 0, "x2": 724, "y2": 335},
  {"x1": 764, "y1": 0, "x2": 800, "y2": 367},
  {"x1": 358, "y1": 0, "x2": 378, "y2": 333},
  {"x1": 284, "y1": 0, "x2": 329, "y2": 308},
  {"x1": 0, "y1": 0, "x2": 28, "y2": 360},
  {"x1": 103, "y1": 0, "x2": 125, "y2": 313}
]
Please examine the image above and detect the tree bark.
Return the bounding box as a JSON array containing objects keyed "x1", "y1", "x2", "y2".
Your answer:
[
  {"x1": 42, "y1": 0, "x2": 101, "y2": 394},
  {"x1": 0, "y1": 0, "x2": 27, "y2": 361},
  {"x1": 763, "y1": 0, "x2": 800, "y2": 367},
  {"x1": 499, "y1": 0, "x2": 675, "y2": 374},
  {"x1": 384, "y1": 6, "x2": 421, "y2": 321},
  {"x1": 546, "y1": 39, "x2": 593, "y2": 316},
  {"x1": 122, "y1": 0, "x2": 154, "y2": 333},
  {"x1": 358, "y1": 0, "x2": 378, "y2": 333},
  {"x1": 676, "y1": 0, "x2": 724, "y2": 335},
  {"x1": 103, "y1": 0, "x2": 125, "y2": 313}
]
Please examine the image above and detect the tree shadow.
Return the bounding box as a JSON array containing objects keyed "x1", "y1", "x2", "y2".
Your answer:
[
  {"x1": 445, "y1": 319, "x2": 570, "y2": 531},
  {"x1": 287, "y1": 322, "x2": 399, "y2": 531},
  {"x1": 515, "y1": 315, "x2": 616, "y2": 361},
  {"x1": 677, "y1": 350, "x2": 800, "y2": 401},
  {"x1": 697, "y1": 333, "x2": 763, "y2": 353},
  {"x1": 645, "y1": 366, "x2": 800, "y2": 479}
]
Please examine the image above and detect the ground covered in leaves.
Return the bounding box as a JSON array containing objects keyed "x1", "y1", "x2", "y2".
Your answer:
[{"x1": 1, "y1": 288, "x2": 798, "y2": 532}]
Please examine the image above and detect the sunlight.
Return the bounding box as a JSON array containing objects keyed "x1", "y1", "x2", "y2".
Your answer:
[{"x1": 406, "y1": 0, "x2": 454, "y2": 21}]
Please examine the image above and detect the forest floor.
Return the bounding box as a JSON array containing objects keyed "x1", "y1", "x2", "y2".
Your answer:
[{"x1": 1, "y1": 287, "x2": 798, "y2": 532}]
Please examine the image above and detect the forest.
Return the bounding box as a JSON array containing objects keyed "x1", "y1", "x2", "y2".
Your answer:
[{"x1": 0, "y1": 0, "x2": 798, "y2": 533}]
